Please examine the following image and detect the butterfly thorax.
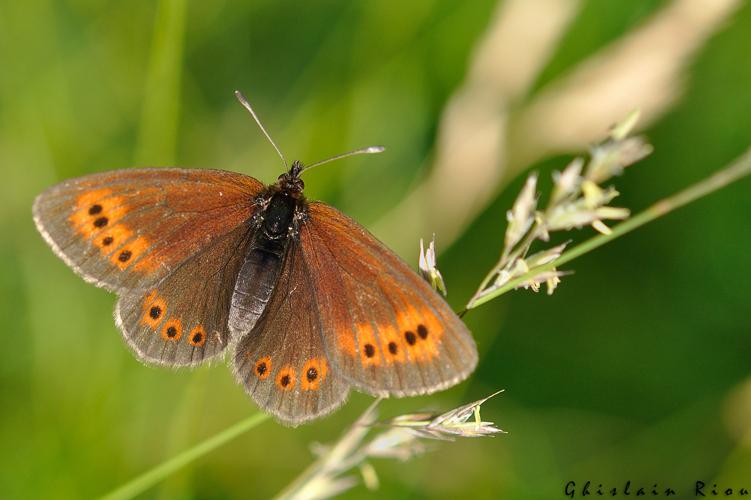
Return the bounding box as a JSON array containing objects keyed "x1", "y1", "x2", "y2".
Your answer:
[
  {"x1": 257, "y1": 183, "x2": 307, "y2": 241},
  {"x1": 260, "y1": 190, "x2": 302, "y2": 240}
]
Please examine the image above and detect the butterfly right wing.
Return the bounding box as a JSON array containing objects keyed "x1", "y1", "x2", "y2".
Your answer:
[
  {"x1": 115, "y1": 222, "x2": 254, "y2": 367},
  {"x1": 34, "y1": 167, "x2": 266, "y2": 367},
  {"x1": 33, "y1": 168, "x2": 263, "y2": 292}
]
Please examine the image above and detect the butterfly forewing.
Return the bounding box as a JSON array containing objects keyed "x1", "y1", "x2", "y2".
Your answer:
[
  {"x1": 233, "y1": 241, "x2": 350, "y2": 426},
  {"x1": 300, "y1": 202, "x2": 478, "y2": 397},
  {"x1": 33, "y1": 168, "x2": 263, "y2": 292}
]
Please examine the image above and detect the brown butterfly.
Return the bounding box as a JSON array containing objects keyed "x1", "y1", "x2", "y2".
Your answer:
[{"x1": 32, "y1": 91, "x2": 478, "y2": 426}]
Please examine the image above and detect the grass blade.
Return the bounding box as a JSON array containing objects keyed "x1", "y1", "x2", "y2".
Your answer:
[{"x1": 100, "y1": 413, "x2": 269, "y2": 500}]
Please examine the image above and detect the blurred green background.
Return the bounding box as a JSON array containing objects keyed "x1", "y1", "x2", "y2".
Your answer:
[{"x1": 2, "y1": 0, "x2": 751, "y2": 498}]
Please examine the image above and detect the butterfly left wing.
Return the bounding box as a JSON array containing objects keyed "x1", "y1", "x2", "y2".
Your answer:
[
  {"x1": 232, "y1": 240, "x2": 350, "y2": 426},
  {"x1": 299, "y1": 202, "x2": 478, "y2": 398}
]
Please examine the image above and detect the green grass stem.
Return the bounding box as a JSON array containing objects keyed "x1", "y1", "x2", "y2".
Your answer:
[
  {"x1": 100, "y1": 413, "x2": 269, "y2": 500},
  {"x1": 467, "y1": 146, "x2": 751, "y2": 309}
]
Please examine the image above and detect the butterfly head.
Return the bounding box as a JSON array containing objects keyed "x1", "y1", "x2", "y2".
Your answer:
[{"x1": 277, "y1": 160, "x2": 305, "y2": 197}]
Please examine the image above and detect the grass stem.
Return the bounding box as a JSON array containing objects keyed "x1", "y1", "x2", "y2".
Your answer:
[
  {"x1": 100, "y1": 413, "x2": 269, "y2": 500},
  {"x1": 467, "y1": 146, "x2": 751, "y2": 309}
]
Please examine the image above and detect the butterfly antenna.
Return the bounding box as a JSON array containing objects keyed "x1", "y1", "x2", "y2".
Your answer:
[
  {"x1": 301, "y1": 145, "x2": 385, "y2": 173},
  {"x1": 234, "y1": 90, "x2": 288, "y2": 169}
]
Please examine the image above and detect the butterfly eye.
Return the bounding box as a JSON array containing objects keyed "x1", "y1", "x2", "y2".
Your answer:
[{"x1": 276, "y1": 172, "x2": 304, "y2": 193}]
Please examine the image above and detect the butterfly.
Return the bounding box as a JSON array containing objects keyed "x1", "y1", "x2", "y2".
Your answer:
[{"x1": 32, "y1": 91, "x2": 478, "y2": 426}]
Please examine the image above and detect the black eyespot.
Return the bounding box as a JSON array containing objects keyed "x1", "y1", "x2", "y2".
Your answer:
[
  {"x1": 363, "y1": 343, "x2": 375, "y2": 358},
  {"x1": 93, "y1": 216, "x2": 108, "y2": 228},
  {"x1": 256, "y1": 362, "x2": 267, "y2": 376},
  {"x1": 118, "y1": 250, "x2": 132, "y2": 262},
  {"x1": 191, "y1": 332, "x2": 203, "y2": 343},
  {"x1": 280, "y1": 374, "x2": 291, "y2": 387},
  {"x1": 404, "y1": 331, "x2": 417, "y2": 345},
  {"x1": 166, "y1": 326, "x2": 177, "y2": 338},
  {"x1": 102, "y1": 236, "x2": 114, "y2": 246},
  {"x1": 417, "y1": 324, "x2": 429, "y2": 339},
  {"x1": 388, "y1": 342, "x2": 398, "y2": 355},
  {"x1": 88, "y1": 204, "x2": 103, "y2": 215},
  {"x1": 307, "y1": 367, "x2": 318, "y2": 381},
  {"x1": 149, "y1": 306, "x2": 161, "y2": 319}
]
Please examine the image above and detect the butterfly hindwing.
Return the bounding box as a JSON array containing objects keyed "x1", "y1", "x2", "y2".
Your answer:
[
  {"x1": 299, "y1": 202, "x2": 478, "y2": 397},
  {"x1": 33, "y1": 168, "x2": 263, "y2": 292},
  {"x1": 233, "y1": 241, "x2": 350, "y2": 426},
  {"x1": 116, "y1": 223, "x2": 254, "y2": 366}
]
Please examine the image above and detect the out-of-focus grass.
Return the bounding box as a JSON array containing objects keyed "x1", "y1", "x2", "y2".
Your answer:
[
  {"x1": 1, "y1": 1, "x2": 751, "y2": 499},
  {"x1": 135, "y1": 0, "x2": 186, "y2": 166}
]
